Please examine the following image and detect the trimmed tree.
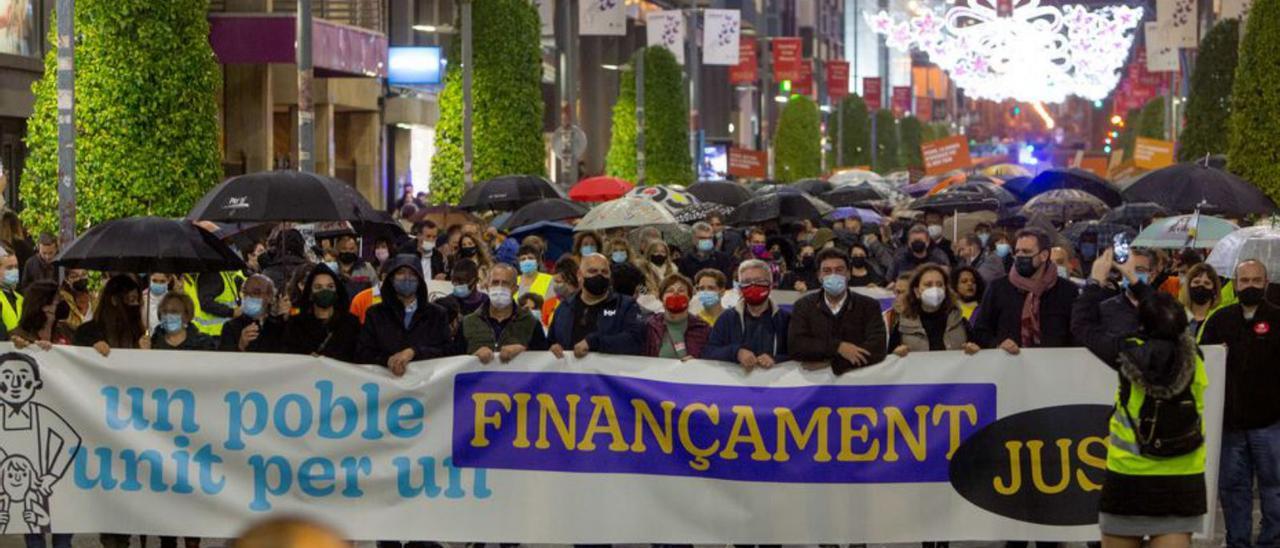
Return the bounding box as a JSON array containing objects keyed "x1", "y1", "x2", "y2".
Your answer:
[
  {"x1": 1137, "y1": 97, "x2": 1166, "y2": 140},
  {"x1": 873, "y1": 109, "x2": 900, "y2": 173},
  {"x1": 899, "y1": 116, "x2": 925, "y2": 172},
  {"x1": 773, "y1": 95, "x2": 822, "y2": 183},
  {"x1": 605, "y1": 47, "x2": 692, "y2": 185},
  {"x1": 22, "y1": 0, "x2": 221, "y2": 234},
  {"x1": 835, "y1": 94, "x2": 872, "y2": 168},
  {"x1": 432, "y1": 0, "x2": 545, "y2": 204},
  {"x1": 1229, "y1": 0, "x2": 1280, "y2": 202},
  {"x1": 1119, "y1": 106, "x2": 1142, "y2": 160},
  {"x1": 1179, "y1": 19, "x2": 1240, "y2": 161}
]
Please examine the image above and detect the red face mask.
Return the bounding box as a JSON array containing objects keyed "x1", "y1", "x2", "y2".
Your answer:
[
  {"x1": 664, "y1": 293, "x2": 690, "y2": 314},
  {"x1": 741, "y1": 284, "x2": 771, "y2": 305}
]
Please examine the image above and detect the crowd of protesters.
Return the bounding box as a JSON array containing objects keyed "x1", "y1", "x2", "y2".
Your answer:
[{"x1": 3, "y1": 202, "x2": 1278, "y2": 548}]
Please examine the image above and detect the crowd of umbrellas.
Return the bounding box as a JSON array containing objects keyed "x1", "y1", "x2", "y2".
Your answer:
[{"x1": 52, "y1": 157, "x2": 1280, "y2": 284}]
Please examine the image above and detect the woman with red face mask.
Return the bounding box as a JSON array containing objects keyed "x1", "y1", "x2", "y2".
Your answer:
[{"x1": 643, "y1": 274, "x2": 710, "y2": 360}]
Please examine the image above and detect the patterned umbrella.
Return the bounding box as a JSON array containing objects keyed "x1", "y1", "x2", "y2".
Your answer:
[
  {"x1": 674, "y1": 202, "x2": 735, "y2": 224},
  {"x1": 823, "y1": 181, "x2": 909, "y2": 209},
  {"x1": 627, "y1": 185, "x2": 700, "y2": 210},
  {"x1": 1132, "y1": 214, "x2": 1238, "y2": 249},
  {"x1": 1101, "y1": 202, "x2": 1173, "y2": 229},
  {"x1": 1019, "y1": 189, "x2": 1110, "y2": 224},
  {"x1": 828, "y1": 169, "x2": 885, "y2": 186},
  {"x1": 1019, "y1": 168, "x2": 1122, "y2": 206},
  {"x1": 575, "y1": 197, "x2": 679, "y2": 231},
  {"x1": 1062, "y1": 221, "x2": 1138, "y2": 250}
]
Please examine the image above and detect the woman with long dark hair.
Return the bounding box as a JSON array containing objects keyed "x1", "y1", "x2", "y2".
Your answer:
[
  {"x1": 73, "y1": 275, "x2": 144, "y2": 357},
  {"x1": 284, "y1": 264, "x2": 359, "y2": 361},
  {"x1": 10, "y1": 281, "x2": 73, "y2": 350}
]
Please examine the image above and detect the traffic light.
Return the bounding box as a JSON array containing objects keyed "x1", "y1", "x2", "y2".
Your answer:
[
  {"x1": 1012, "y1": 106, "x2": 1022, "y2": 116},
  {"x1": 780, "y1": 80, "x2": 792, "y2": 94}
]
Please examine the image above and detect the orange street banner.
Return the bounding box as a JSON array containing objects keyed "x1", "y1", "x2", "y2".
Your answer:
[
  {"x1": 728, "y1": 147, "x2": 768, "y2": 179},
  {"x1": 1134, "y1": 137, "x2": 1176, "y2": 170},
  {"x1": 921, "y1": 136, "x2": 973, "y2": 175}
]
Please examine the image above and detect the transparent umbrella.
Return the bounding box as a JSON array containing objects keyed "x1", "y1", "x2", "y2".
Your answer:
[{"x1": 1206, "y1": 221, "x2": 1280, "y2": 278}]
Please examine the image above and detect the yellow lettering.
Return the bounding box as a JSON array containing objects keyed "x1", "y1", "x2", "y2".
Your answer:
[
  {"x1": 931, "y1": 404, "x2": 977, "y2": 459},
  {"x1": 535, "y1": 393, "x2": 580, "y2": 450},
  {"x1": 774, "y1": 407, "x2": 833, "y2": 462},
  {"x1": 470, "y1": 393, "x2": 511, "y2": 447},
  {"x1": 512, "y1": 393, "x2": 532, "y2": 449},
  {"x1": 1075, "y1": 436, "x2": 1107, "y2": 492},
  {"x1": 678, "y1": 403, "x2": 720, "y2": 471},
  {"x1": 631, "y1": 399, "x2": 676, "y2": 453},
  {"x1": 719, "y1": 406, "x2": 772, "y2": 461},
  {"x1": 1027, "y1": 439, "x2": 1072, "y2": 494},
  {"x1": 578, "y1": 396, "x2": 630, "y2": 452},
  {"x1": 884, "y1": 405, "x2": 930, "y2": 462},
  {"x1": 993, "y1": 441, "x2": 1023, "y2": 495},
  {"x1": 836, "y1": 407, "x2": 880, "y2": 462}
]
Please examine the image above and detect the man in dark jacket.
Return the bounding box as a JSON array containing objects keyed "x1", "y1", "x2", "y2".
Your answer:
[
  {"x1": 1199, "y1": 259, "x2": 1280, "y2": 548},
  {"x1": 704, "y1": 259, "x2": 790, "y2": 369},
  {"x1": 788, "y1": 248, "x2": 887, "y2": 374},
  {"x1": 973, "y1": 227, "x2": 1078, "y2": 353},
  {"x1": 888, "y1": 224, "x2": 951, "y2": 279},
  {"x1": 464, "y1": 263, "x2": 549, "y2": 363},
  {"x1": 219, "y1": 274, "x2": 288, "y2": 353},
  {"x1": 678, "y1": 222, "x2": 736, "y2": 280},
  {"x1": 548, "y1": 253, "x2": 645, "y2": 358},
  {"x1": 355, "y1": 255, "x2": 452, "y2": 375},
  {"x1": 1071, "y1": 247, "x2": 1155, "y2": 360}
]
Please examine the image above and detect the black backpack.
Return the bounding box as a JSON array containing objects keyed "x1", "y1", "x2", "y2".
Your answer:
[{"x1": 1119, "y1": 376, "x2": 1204, "y2": 457}]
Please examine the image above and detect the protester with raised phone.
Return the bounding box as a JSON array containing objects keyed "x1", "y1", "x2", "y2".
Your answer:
[{"x1": 219, "y1": 274, "x2": 288, "y2": 353}]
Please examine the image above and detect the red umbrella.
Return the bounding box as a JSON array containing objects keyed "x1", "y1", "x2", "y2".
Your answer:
[{"x1": 569, "y1": 176, "x2": 634, "y2": 202}]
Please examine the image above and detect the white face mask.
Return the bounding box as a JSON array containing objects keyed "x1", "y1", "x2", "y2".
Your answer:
[
  {"x1": 488, "y1": 287, "x2": 513, "y2": 309},
  {"x1": 921, "y1": 286, "x2": 946, "y2": 310}
]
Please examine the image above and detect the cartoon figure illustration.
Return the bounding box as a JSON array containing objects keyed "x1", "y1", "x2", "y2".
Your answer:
[
  {"x1": 0, "y1": 352, "x2": 81, "y2": 533},
  {"x1": 0, "y1": 454, "x2": 48, "y2": 533}
]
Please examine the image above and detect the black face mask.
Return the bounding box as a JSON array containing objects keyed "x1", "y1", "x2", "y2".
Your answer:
[
  {"x1": 649, "y1": 255, "x2": 667, "y2": 267},
  {"x1": 583, "y1": 274, "x2": 611, "y2": 296},
  {"x1": 338, "y1": 252, "x2": 358, "y2": 265},
  {"x1": 850, "y1": 256, "x2": 868, "y2": 269},
  {"x1": 1014, "y1": 256, "x2": 1039, "y2": 278},
  {"x1": 459, "y1": 247, "x2": 478, "y2": 258},
  {"x1": 797, "y1": 256, "x2": 815, "y2": 271},
  {"x1": 910, "y1": 240, "x2": 928, "y2": 254},
  {"x1": 1189, "y1": 286, "x2": 1216, "y2": 306},
  {"x1": 70, "y1": 279, "x2": 89, "y2": 293},
  {"x1": 1238, "y1": 286, "x2": 1265, "y2": 307}
]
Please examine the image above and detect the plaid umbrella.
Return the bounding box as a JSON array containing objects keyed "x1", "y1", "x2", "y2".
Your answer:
[
  {"x1": 823, "y1": 181, "x2": 909, "y2": 209},
  {"x1": 1062, "y1": 221, "x2": 1138, "y2": 246},
  {"x1": 1019, "y1": 189, "x2": 1110, "y2": 225},
  {"x1": 1100, "y1": 202, "x2": 1173, "y2": 229}
]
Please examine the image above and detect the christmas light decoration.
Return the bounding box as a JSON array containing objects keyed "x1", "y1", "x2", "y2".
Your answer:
[{"x1": 866, "y1": 0, "x2": 1144, "y2": 103}]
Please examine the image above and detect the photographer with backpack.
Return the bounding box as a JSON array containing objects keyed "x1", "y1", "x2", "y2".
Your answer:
[{"x1": 1077, "y1": 248, "x2": 1207, "y2": 548}]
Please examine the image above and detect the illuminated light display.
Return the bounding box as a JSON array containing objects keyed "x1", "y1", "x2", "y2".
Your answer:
[{"x1": 866, "y1": 0, "x2": 1144, "y2": 103}]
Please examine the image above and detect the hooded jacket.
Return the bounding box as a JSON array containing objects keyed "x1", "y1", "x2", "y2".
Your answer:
[
  {"x1": 355, "y1": 255, "x2": 452, "y2": 366},
  {"x1": 284, "y1": 264, "x2": 361, "y2": 362}
]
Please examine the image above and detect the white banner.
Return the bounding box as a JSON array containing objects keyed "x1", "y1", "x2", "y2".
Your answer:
[
  {"x1": 1221, "y1": 0, "x2": 1253, "y2": 22},
  {"x1": 9, "y1": 345, "x2": 1224, "y2": 543},
  {"x1": 646, "y1": 10, "x2": 686, "y2": 65},
  {"x1": 534, "y1": 0, "x2": 554, "y2": 36},
  {"x1": 579, "y1": 0, "x2": 626, "y2": 36},
  {"x1": 1146, "y1": 22, "x2": 1180, "y2": 72},
  {"x1": 702, "y1": 9, "x2": 741, "y2": 66},
  {"x1": 1157, "y1": 0, "x2": 1198, "y2": 48}
]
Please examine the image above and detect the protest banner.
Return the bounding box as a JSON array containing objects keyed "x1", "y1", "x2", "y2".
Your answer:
[
  {"x1": 13, "y1": 345, "x2": 1224, "y2": 542},
  {"x1": 727, "y1": 147, "x2": 768, "y2": 178},
  {"x1": 1134, "y1": 137, "x2": 1176, "y2": 169},
  {"x1": 922, "y1": 135, "x2": 973, "y2": 175}
]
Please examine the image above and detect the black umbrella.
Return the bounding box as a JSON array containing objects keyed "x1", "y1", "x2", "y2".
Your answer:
[
  {"x1": 1062, "y1": 220, "x2": 1137, "y2": 246},
  {"x1": 501, "y1": 198, "x2": 589, "y2": 230},
  {"x1": 55, "y1": 217, "x2": 247, "y2": 273},
  {"x1": 458, "y1": 175, "x2": 565, "y2": 211},
  {"x1": 823, "y1": 181, "x2": 907, "y2": 208},
  {"x1": 1122, "y1": 163, "x2": 1279, "y2": 216},
  {"x1": 792, "y1": 178, "x2": 834, "y2": 195},
  {"x1": 728, "y1": 192, "x2": 835, "y2": 225},
  {"x1": 1019, "y1": 189, "x2": 1111, "y2": 225},
  {"x1": 908, "y1": 182, "x2": 1020, "y2": 213},
  {"x1": 674, "y1": 202, "x2": 735, "y2": 224},
  {"x1": 187, "y1": 170, "x2": 382, "y2": 223},
  {"x1": 687, "y1": 180, "x2": 754, "y2": 206},
  {"x1": 1101, "y1": 202, "x2": 1171, "y2": 229},
  {"x1": 1018, "y1": 168, "x2": 1123, "y2": 206}
]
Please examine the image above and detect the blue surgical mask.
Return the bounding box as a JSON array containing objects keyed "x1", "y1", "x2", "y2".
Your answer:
[
  {"x1": 1080, "y1": 243, "x2": 1097, "y2": 259},
  {"x1": 160, "y1": 313, "x2": 184, "y2": 334},
  {"x1": 519, "y1": 259, "x2": 538, "y2": 274},
  {"x1": 822, "y1": 274, "x2": 848, "y2": 295},
  {"x1": 580, "y1": 245, "x2": 597, "y2": 256},
  {"x1": 995, "y1": 243, "x2": 1011, "y2": 258},
  {"x1": 1057, "y1": 265, "x2": 1069, "y2": 278},
  {"x1": 325, "y1": 261, "x2": 339, "y2": 273},
  {"x1": 2, "y1": 269, "x2": 17, "y2": 288},
  {"x1": 697, "y1": 290, "x2": 720, "y2": 308},
  {"x1": 150, "y1": 282, "x2": 169, "y2": 297},
  {"x1": 453, "y1": 284, "x2": 472, "y2": 298},
  {"x1": 611, "y1": 251, "x2": 628, "y2": 264},
  {"x1": 1136, "y1": 272, "x2": 1149, "y2": 286},
  {"x1": 977, "y1": 233, "x2": 990, "y2": 246},
  {"x1": 394, "y1": 278, "x2": 418, "y2": 297},
  {"x1": 697, "y1": 239, "x2": 715, "y2": 253},
  {"x1": 241, "y1": 296, "x2": 264, "y2": 318},
  {"x1": 1120, "y1": 272, "x2": 1150, "y2": 290}
]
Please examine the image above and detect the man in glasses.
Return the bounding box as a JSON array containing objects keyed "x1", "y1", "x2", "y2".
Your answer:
[{"x1": 703, "y1": 259, "x2": 791, "y2": 371}]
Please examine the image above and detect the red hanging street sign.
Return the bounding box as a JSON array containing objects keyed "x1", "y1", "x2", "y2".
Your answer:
[
  {"x1": 863, "y1": 77, "x2": 883, "y2": 110},
  {"x1": 729, "y1": 37, "x2": 758, "y2": 85},
  {"x1": 826, "y1": 61, "x2": 849, "y2": 101},
  {"x1": 771, "y1": 38, "x2": 803, "y2": 81},
  {"x1": 795, "y1": 60, "x2": 814, "y2": 97},
  {"x1": 892, "y1": 86, "x2": 912, "y2": 116}
]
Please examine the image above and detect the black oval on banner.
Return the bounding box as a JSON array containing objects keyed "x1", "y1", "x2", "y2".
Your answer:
[{"x1": 949, "y1": 404, "x2": 1113, "y2": 526}]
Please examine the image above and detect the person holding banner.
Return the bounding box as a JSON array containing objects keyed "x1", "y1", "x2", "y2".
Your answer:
[
  {"x1": 889, "y1": 264, "x2": 979, "y2": 357},
  {"x1": 704, "y1": 259, "x2": 790, "y2": 370},
  {"x1": 789, "y1": 248, "x2": 887, "y2": 374},
  {"x1": 73, "y1": 275, "x2": 145, "y2": 357},
  {"x1": 548, "y1": 253, "x2": 645, "y2": 359},
  {"x1": 283, "y1": 264, "x2": 360, "y2": 362},
  {"x1": 464, "y1": 262, "x2": 549, "y2": 364},
  {"x1": 148, "y1": 293, "x2": 216, "y2": 351},
  {"x1": 356, "y1": 255, "x2": 452, "y2": 376},
  {"x1": 219, "y1": 275, "x2": 288, "y2": 354},
  {"x1": 10, "y1": 281, "x2": 74, "y2": 350},
  {"x1": 972, "y1": 228, "x2": 1078, "y2": 354},
  {"x1": 643, "y1": 274, "x2": 710, "y2": 360}
]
